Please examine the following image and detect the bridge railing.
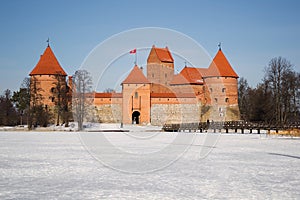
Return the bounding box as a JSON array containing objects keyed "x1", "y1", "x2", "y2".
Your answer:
[{"x1": 162, "y1": 121, "x2": 300, "y2": 132}]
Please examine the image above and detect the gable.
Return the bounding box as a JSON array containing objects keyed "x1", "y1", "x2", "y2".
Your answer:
[{"x1": 122, "y1": 65, "x2": 150, "y2": 84}]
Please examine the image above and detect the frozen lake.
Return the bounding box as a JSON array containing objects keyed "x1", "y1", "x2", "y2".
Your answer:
[{"x1": 0, "y1": 131, "x2": 299, "y2": 199}]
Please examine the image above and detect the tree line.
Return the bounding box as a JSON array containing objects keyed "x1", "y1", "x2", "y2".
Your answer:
[
  {"x1": 0, "y1": 70, "x2": 93, "y2": 130},
  {"x1": 239, "y1": 57, "x2": 300, "y2": 125}
]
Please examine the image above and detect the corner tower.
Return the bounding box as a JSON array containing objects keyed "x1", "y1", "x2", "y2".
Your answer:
[
  {"x1": 201, "y1": 47, "x2": 240, "y2": 121},
  {"x1": 29, "y1": 44, "x2": 67, "y2": 112}
]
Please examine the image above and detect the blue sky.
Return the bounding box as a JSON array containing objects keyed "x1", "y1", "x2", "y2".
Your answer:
[{"x1": 0, "y1": 0, "x2": 299, "y2": 92}]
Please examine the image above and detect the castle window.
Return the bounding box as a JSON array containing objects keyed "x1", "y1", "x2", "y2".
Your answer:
[
  {"x1": 222, "y1": 88, "x2": 226, "y2": 93},
  {"x1": 51, "y1": 97, "x2": 55, "y2": 102},
  {"x1": 214, "y1": 98, "x2": 218, "y2": 103},
  {"x1": 50, "y1": 87, "x2": 55, "y2": 93},
  {"x1": 225, "y1": 98, "x2": 229, "y2": 103},
  {"x1": 134, "y1": 92, "x2": 138, "y2": 99}
]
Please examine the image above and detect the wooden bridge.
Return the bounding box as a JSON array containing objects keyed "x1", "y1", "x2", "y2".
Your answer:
[{"x1": 162, "y1": 121, "x2": 300, "y2": 134}]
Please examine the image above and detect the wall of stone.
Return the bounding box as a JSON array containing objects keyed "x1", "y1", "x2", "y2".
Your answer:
[
  {"x1": 96, "y1": 104, "x2": 122, "y2": 123},
  {"x1": 150, "y1": 103, "x2": 201, "y2": 126},
  {"x1": 200, "y1": 104, "x2": 240, "y2": 122}
]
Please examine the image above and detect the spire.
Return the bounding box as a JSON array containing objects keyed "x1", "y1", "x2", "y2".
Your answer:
[
  {"x1": 47, "y1": 38, "x2": 50, "y2": 47},
  {"x1": 29, "y1": 45, "x2": 67, "y2": 76},
  {"x1": 206, "y1": 48, "x2": 238, "y2": 78}
]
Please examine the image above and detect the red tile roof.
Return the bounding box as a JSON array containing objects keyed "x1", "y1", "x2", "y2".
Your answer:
[
  {"x1": 94, "y1": 93, "x2": 122, "y2": 98},
  {"x1": 151, "y1": 93, "x2": 196, "y2": 98},
  {"x1": 170, "y1": 66, "x2": 204, "y2": 85},
  {"x1": 30, "y1": 46, "x2": 67, "y2": 76},
  {"x1": 153, "y1": 46, "x2": 174, "y2": 63},
  {"x1": 206, "y1": 49, "x2": 238, "y2": 78},
  {"x1": 122, "y1": 65, "x2": 150, "y2": 84}
]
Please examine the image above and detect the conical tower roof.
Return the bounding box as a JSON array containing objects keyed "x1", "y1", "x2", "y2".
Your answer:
[
  {"x1": 29, "y1": 45, "x2": 67, "y2": 76},
  {"x1": 122, "y1": 65, "x2": 150, "y2": 84},
  {"x1": 206, "y1": 49, "x2": 238, "y2": 78}
]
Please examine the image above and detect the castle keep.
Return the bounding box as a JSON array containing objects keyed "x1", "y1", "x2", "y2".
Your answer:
[{"x1": 30, "y1": 45, "x2": 240, "y2": 126}]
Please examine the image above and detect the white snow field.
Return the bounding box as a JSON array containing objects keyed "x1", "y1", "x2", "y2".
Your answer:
[{"x1": 0, "y1": 129, "x2": 300, "y2": 199}]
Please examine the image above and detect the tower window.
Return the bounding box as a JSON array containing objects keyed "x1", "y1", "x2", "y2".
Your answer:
[
  {"x1": 222, "y1": 88, "x2": 226, "y2": 93},
  {"x1": 214, "y1": 98, "x2": 218, "y2": 103},
  {"x1": 165, "y1": 73, "x2": 167, "y2": 78},
  {"x1": 225, "y1": 98, "x2": 229, "y2": 103},
  {"x1": 210, "y1": 88, "x2": 213, "y2": 92},
  {"x1": 134, "y1": 92, "x2": 138, "y2": 99},
  {"x1": 51, "y1": 97, "x2": 55, "y2": 102}
]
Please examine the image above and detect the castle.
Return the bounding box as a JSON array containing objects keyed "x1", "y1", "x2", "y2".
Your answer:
[{"x1": 29, "y1": 44, "x2": 240, "y2": 126}]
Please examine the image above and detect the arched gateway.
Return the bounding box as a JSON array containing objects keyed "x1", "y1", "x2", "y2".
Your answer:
[{"x1": 132, "y1": 111, "x2": 140, "y2": 124}]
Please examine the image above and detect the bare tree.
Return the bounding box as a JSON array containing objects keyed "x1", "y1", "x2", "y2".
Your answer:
[
  {"x1": 238, "y1": 77, "x2": 251, "y2": 121},
  {"x1": 264, "y1": 57, "x2": 299, "y2": 124},
  {"x1": 51, "y1": 73, "x2": 71, "y2": 126},
  {"x1": 103, "y1": 88, "x2": 115, "y2": 93},
  {"x1": 29, "y1": 76, "x2": 50, "y2": 129},
  {"x1": 72, "y1": 70, "x2": 93, "y2": 130}
]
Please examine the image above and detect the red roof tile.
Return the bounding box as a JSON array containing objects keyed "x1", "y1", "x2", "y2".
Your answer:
[
  {"x1": 170, "y1": 66, "x2": 203, "y2": 85},
  {"x1": 153, "y1": 46, "x2": 174, "y2": 63},
  {"x1": 94, "y1": 93, "x2": 122, "y2": 98},
  {"x1": 206, "y1": 49, "x2": 238, "y2": 78},
  {"x1": 151, "y1": 93, "x2": 196, "y2": 98},
  {"x1": 122, "y1": 65, "x2": 150, "y2": 84},
  {"x1": 30, "y1": 46, "x2": 67, "y2": 76}
]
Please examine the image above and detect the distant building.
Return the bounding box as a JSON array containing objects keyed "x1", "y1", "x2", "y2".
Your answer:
[
  {"x1": 29, "y1": 44, "x2": 240, "y2": 125},
  {"x1": 94, "y1": 45, "x2": 240, "y2": 125}
]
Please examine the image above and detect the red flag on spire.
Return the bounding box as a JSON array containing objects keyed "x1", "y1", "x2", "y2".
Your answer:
[{"x1": 129, "y1": 48, "x2": 136, "y2": 54}]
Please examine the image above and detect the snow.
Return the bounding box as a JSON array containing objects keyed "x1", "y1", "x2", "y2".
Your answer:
[{"x1": 0, "y1": 128, "x2": 300, "y2": 199}]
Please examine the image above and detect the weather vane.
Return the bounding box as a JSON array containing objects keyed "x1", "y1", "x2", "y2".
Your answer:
[
  {"x1": 218, "y1": 42, "x2": 221, "y2": 50},
  {"x1": 47, "y1": 38, "x2": 50, "y2": 47}
]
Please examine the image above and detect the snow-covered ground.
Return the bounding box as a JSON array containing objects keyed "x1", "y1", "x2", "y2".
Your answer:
[{"x1": 0, "y1": 129, "x2": 299, "y2": 199}]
